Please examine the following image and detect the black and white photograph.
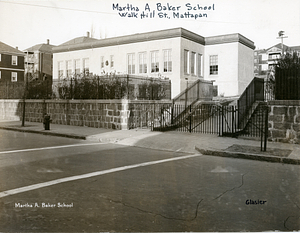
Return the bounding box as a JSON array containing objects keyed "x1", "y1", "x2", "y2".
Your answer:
[{"x1": 0, "y1": 0, "x2": 300, "y2": 231}]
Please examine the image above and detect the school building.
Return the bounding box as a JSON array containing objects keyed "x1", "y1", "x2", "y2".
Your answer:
[{"x1": 52, "y1": 28, "x2": 255, "y2": 98}]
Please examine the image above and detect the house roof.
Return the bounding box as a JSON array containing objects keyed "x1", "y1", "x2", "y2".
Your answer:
[
  {"x1": 266, "y1": 43, "x2": 290, "y2": 52},
  {"x1": 60, "y1": 36, "x2": 100, "y2": 46},
  {"x1": 290, "y1": 45, "x2": 300, "y2": 51},
  {"x1": 0, "y1": 41, "x2": 25, "y2": 56},
  {"x1": 24, "y1": 43, "x2": 56, "y2": 53},
  {"x1": 53, "y1": 28, "x2": 255, "y2": 53}
]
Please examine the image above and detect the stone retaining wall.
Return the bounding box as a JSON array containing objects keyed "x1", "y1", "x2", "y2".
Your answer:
[
  {"x1": 268, "y1": 100, "x2": 300, "y2": 143},
  {"x1": 0, "y1": 99, "x2": 172, "y2": 130},
  {"x1": 0, "y1": 100, "x2": 22, "y2": 121},
  {"x1": 3, "y1": 99, "x2": 299, "y2": 142}
]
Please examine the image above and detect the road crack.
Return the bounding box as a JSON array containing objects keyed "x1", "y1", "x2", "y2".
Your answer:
[
  {"x1": 98, "y1": 194, "x2": 203, "y2": 222},
  {"x1": 214, "y1": 172, "x2": 248, "y2": 200}
]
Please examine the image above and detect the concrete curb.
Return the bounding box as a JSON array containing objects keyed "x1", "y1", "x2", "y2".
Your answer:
[
  {"x1": 0, "y1": 126, "x2": 87, "y2": 140},
  {"x1": 195, "y1": 146, "x2": 300, "y2": 165}
]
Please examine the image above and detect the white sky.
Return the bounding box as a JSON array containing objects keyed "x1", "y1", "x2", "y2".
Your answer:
[{"x1": 0, "y1": 0, "x2": 299, "y2": 51}]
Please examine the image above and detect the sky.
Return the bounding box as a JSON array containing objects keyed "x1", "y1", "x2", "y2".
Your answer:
[{"x1": 0, "y1": 0, "x2": 299, "y2": 51}]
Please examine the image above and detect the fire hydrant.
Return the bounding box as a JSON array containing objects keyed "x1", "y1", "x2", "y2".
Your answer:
[{"x1": 43, "y1": 114, "x2": 51, "y2": 130}]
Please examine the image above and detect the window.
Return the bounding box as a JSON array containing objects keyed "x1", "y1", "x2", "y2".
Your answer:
[
  {"x1": 163, "y1": 50, "x2": 172, "y2": 72},
  {"x1": 151, "y1": 51, "x2": 159, "y2": 73},
  {"x1": 139, "y1": 52, "x2": 147, "y2": 73},
  {"x1": 101, "y1": 56, "x2": 104, "y2": 69},
  {"x1": 127, "y1": 53, "x2": 135, "y2": 74},
  {"x1": 83, "y1": 58, "x2": 89, "y2": 75},
  {"x1": 58, "y1": 61, "x2": 63, "y2": 79},
  {"x1": 191, "y1": 52, "x2": 196, "y2": 75},
  {"x1": 12, "y1": 56, "x2": 17, "y2": 65},
  {"x1": 74, "y1": 59, "x2": 80, "y2": 75},
  {"x1": 268, "y1": 54, "x2": 280, "y2": 60},
  {"x1": 110, "y1": 55, "x2": 114, "y2": 68},
  {"x1": 184, "y1": 50, "x2": 189, "y2": 74},
  {"x1": 197, "y1": 54, "x2": 202, "y2": 77},
  {"x1": 11, "y1": 72, "x2": 17, "y2": 82},
  {"x1": 66, "y1": 60, "x2": 72, "y2": 77},
  {"x1": 209, "y1": 55, "x2": 218, "y2": 75}
]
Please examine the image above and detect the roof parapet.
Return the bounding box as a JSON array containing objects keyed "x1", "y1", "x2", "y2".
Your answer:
[
  {"x1": 53, "y1": 28, "x2": 254, "y2": 53},
  {"x1": 205, "y1": 33, "x2": 255, "y2": 50}
]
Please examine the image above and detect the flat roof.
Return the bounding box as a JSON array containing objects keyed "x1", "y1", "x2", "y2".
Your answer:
[{"x1": 53, "y1": 28, "x2": 255, "y2": 53}]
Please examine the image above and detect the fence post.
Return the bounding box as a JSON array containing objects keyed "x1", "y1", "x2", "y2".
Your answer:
[
  {"x1": 221, "y1": 106, "x2": 224, "y2": 136},
  {"x1": 189, "y1": 104, "x2": 192, "y2": 133},
  {"x1": 264, "y1": 106, "x2": 268, "y2": 151},
  {"x1": 197, "y1": 80, "x2": 200, "y2": 101},
  {"x1": 185, "y1": 88, "x2": 188, "y2": 109},
  {"x1": 97, "y1": 76, "x2": 100, "y2": 99},
  {"x1": 231, "y1": 105, "x2": 234, "y2": 135},
  {"x1": 127, "y1": 75, "x2": 129, "y2": 99},
  {"x1": 70, "y1": 77, "x2": 73, "y2": 99}
]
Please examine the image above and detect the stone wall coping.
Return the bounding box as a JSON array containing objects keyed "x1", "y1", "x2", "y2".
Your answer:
[
  {"x1": 0, "y1": 99, "x2": 172, "y2": 104},
  {"x1": 268, "y1": 100, "x2": 300, "y2": 106},
  {"x1": 0, "y1": 99, "x2": 21, "y2": 103}
]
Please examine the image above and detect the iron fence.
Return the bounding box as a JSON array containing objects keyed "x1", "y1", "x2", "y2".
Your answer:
[
  {"x1": 153, "y1": 104, "x2": 236, "y2": 135},
  {"x1": 52, "y1": 74, "x2": 171, "y2": 100},
  {"x1": 172, "y1": 79, "x2": 214, "y2": 107},
  {"x1": 237, "y1": 77, "x2": 264, "y2": 128},
  {"x1": 128, "y1": 103, "x2": 172, "y2": 129},
  {"x1": 0, "y1": 82, "x2": 25, "y2": 99},
  {"x1": 275, "y1": 67, "x2": 300, "y2": 100},
  {"x1": 153, "y1": 103, "x2": 269, "y2": 151}
]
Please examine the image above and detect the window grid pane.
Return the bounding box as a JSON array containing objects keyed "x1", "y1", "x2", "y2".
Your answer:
[
  {"x1": 128, "y1": 54, "x2": 135, "y2": 74},
  {"x1": 163, "y1": 50, "x2": 172, "y2": 72},
  {"x1": 58, "y1": 61, "x2": 63, "y2": 79},
  {"x1": 11, "y1": 72, "x2": 17, "y2": 82},
  {"x1": 66, "y1": 60, "x2": 72, "y2": 77},
  {"x1": 209, "y1": 55, "x2": 218, "y2": 75},
  {"x1": 151, "y1": 51, "x2": 159, "y2": 73},
  {"x1": 12, "y1": 56, "x2": 17, "y2": 65},
  {"x1": 139, "y1": 53, "x2": 147, "y2": 73},
  {"x1": 75, "y1": 59, "x2": 80, "y2": 75},
  {"x1": 184, "y1": 50, "x2": 189, "y2": 74},
  {"x1": 101, "y1": 56, "x2": 104, "y2": 69},
  {"x1": 83, "y1": 58, "x2": 89, "y2": 74},
  {"x1": 198, "y1": 54, "x2": 202, "y2": 77},
  {"x1": 111, "y1": 55, "x2": 114, "y2": 68},
  {"x1": 191, "y1": 52, "x2": 196, "y2": 75}
]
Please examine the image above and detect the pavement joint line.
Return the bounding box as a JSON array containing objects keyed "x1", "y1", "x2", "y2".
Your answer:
[
  {"x1": 0, "y1": 153, "x2": 202, "y2": 198},
  {"x1": 0, "y1": 143, "x2": 108, "y2": 155},
  {"x1": 0, "y1": 126, "x2": 87, "y2": 140}
]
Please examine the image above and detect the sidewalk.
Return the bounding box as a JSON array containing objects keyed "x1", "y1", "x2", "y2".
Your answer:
[{"x1": 1, "y1": 120, "x2": 300, "y2": 165}]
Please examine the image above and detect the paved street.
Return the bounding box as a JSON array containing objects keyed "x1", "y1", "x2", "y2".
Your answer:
[{"x1": 0, "y1": 129, "x2": 300, "y2": 232}]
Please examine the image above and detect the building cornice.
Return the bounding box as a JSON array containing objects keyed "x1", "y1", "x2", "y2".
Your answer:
[
  {"x1": 53, "y1": 28, "x2": 254, "y2": 53},
  {"x1": 53, "y1": 28, "x2": 205, "y2": 53},
  {"x1": 205, "y1": 33, "x2": 255, "y2": 50}
]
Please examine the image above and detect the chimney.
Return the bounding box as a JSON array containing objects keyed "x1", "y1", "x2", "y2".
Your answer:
[
  {"x1": 87, "y1": 31, "x2": 90, "y2": 38},
  {"x1": 16, "y1": 46, "x2": 18, "y2": 50},
  {"x1": 47, "y1": 39, "x2": 49, "y2": 45}
]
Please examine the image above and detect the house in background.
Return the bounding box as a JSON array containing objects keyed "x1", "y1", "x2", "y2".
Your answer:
[
  {"x1": 24, "y1": 39, "x2": 56, "y2": 81},
  {"x1": 0, "y1": 41, "x2": 25, "y2": 83},
  {"x1": 52, "y1": 28, "x2": 255, "y2": 98},
  {"x1": 254, "y1": 43, "x2": 300, "y2": 76}
]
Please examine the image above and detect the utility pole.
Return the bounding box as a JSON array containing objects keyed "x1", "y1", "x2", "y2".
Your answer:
[
  {"x1": 22, "y1": 50, "x2": 28, "y2": 127},
  {"x1": 277, "y1": 31, "x2": 288, "y2": 56}
]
